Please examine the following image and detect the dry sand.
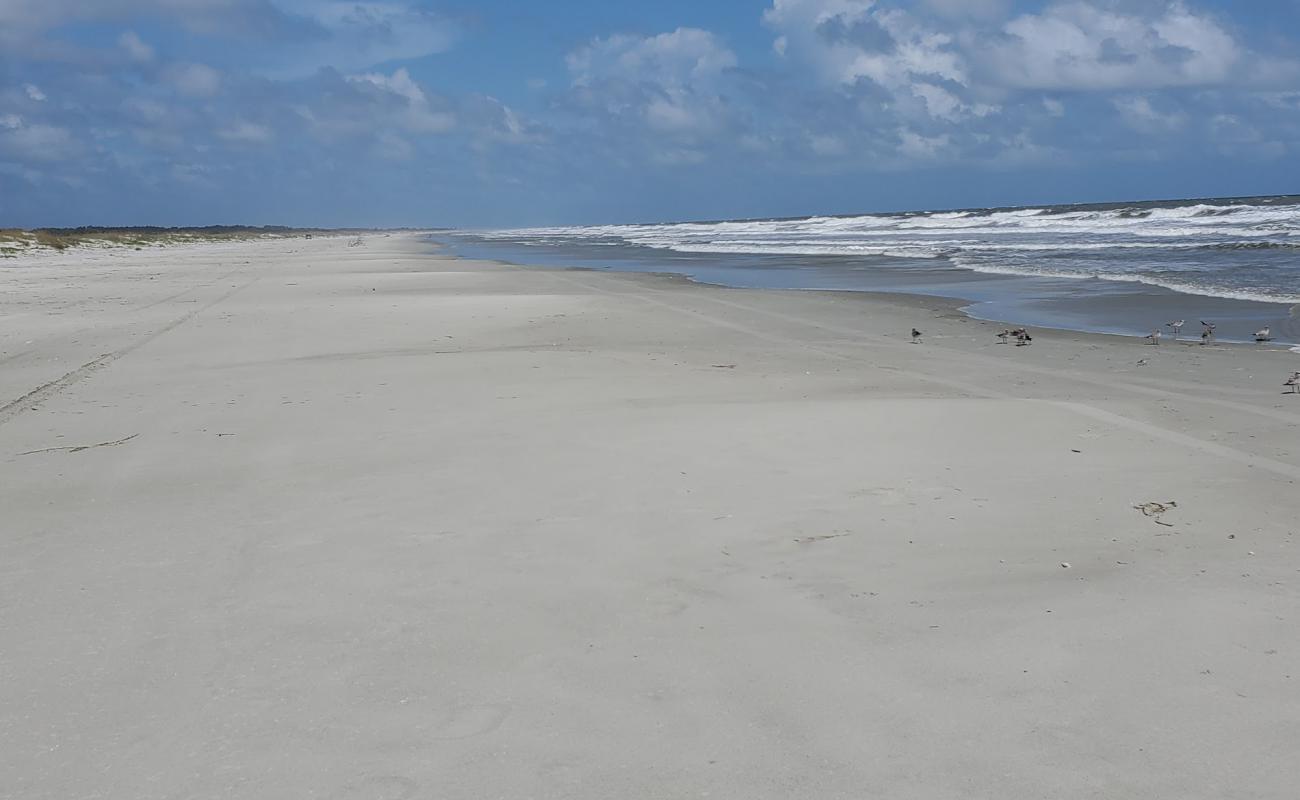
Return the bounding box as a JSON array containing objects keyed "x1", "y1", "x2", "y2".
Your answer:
[{"x1": 2, "y1": 234, "x2": 1299, "y2": 799}]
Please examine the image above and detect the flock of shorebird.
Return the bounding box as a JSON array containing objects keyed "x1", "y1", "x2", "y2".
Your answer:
[
  {"x1": 911, "y1": 326, "x2": 1034, "y2": 346},
  {"x1": 1140, "y1": 321, "x2": 1296, "y2": 394},
  {"x1": 1146, "y1": 319, "x2": 1274, "y2": 346},
  {"x1": 995, "y1": 327, "x2": 1034, "y2": 346},
  {"x1": 908, "y1": 319, "x2": 1299, "y2": 394}
]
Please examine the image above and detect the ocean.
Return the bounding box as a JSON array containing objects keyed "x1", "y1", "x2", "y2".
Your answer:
[{"x1": 438, "y1": 195, "x2": 1300, "y2": 345}]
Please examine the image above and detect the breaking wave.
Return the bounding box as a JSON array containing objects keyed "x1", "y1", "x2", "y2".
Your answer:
[{"x1": 478, "y1": 196, "x2": 1300, "y2": 305}]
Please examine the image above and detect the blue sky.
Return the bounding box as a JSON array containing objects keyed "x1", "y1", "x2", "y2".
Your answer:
[{"x1": 2, "y1": 0, "x2": 1298, "y2": 228}]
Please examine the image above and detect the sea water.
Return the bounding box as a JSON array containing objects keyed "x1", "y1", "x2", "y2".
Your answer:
[{"x1": 439, "y1": 195, "x2": 1300, "y2": 345}]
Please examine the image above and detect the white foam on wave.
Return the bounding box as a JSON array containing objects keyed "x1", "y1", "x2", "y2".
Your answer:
[
  {"x1": 475, "y1": 199, "x2": 1300, "y2": 305},
  {"x1": 661, "y1": 239, "x2": 1299, "y2": 255},
  {"x1": 492, "y1": 202, "x2": 1300, "y2": 246},
  {"x1": 660, "y1": 241, "x2": 951, "y2": 258},
  {"x1": 951, "y1": 258, "x2": 1300, "y2": 305}
]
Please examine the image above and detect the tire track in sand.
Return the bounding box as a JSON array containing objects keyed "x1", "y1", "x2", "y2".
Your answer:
[{"x1": 0, "y1": 277, "x2": 257, "y2": 427}]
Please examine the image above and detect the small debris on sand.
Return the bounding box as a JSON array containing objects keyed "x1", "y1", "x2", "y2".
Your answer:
[
  {"x1": 1134, "y1": 500, "x2": 1179, "y2": 528},
  {"x1": 795, "y1": 533, "x2": 850, "y2": 544},
  {"x1": 19, "y1": 433, "x2": 139, "y2": 456}
]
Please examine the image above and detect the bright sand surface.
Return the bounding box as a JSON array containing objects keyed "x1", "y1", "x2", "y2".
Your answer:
[{"x1": 3, "y1": 234, "x2": 1299, "y2": 799}]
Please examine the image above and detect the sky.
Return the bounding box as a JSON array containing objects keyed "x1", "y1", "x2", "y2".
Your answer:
[{"x1": 1, "y1": 0, "x2": 1298, "y2": 228}]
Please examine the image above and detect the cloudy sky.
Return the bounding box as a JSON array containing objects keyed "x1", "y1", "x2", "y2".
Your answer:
[{"x1": 2, "y1": 0, "x2": 1298, "y2": 228}]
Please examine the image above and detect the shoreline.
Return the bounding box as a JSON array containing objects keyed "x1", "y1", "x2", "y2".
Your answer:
[
  {"x1": 427, "y1": 237, "x2": 1300, "y2": 351},
  {"x1": 436, "y1": 193, "x2": 1300, "y2": 347}
]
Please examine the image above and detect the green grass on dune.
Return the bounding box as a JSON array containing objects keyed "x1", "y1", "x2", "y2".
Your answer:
[{"x1": 0, "y1": 225, "x2": 365, "y2": 255}]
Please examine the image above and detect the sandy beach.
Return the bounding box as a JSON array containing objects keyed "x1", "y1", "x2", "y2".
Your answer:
[{"x1": 3, "y1": 233, "x2": 1299, "y2": 798}]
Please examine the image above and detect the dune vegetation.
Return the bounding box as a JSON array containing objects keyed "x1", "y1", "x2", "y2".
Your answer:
[{"x1": 0, "y1": 226, "x2": 343, "y2": 257}]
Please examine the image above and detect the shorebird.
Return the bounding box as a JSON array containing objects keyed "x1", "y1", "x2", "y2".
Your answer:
[
  {"x1": 996, "y1": 329, "x2": 1012, "y2": 344},
  {"x1": 1145, "y1": 329, "x2": 1161, "y2": 345},
  {"x1": 1200, "y1": 329, "x2": 1212, "y2": 345},
  {"x1": 1015, "y1": 330, "x2": 1033, "y2": 346},
  {"x1": 1165, "y1": 320, "x2": 1185, "y2": 339},
  {"x1": 1255, "y1": 327, "x2": 1273, "y2": 342},
  {"x1": 1286, "y1": 372, "x2": 1300, "y2": 394},
  {"x1": 911, "y1": 328, "x2": 923, "y2": 343}
]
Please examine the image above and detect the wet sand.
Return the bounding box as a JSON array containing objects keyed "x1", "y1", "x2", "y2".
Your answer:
[{"x1": 441, "y1": 237, "x2": 1300, "y2": 346}]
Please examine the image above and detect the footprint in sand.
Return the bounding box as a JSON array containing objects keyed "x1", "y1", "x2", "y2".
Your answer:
[{"x1": 430, "y1": 703, "x2": 512, "y2": 740}]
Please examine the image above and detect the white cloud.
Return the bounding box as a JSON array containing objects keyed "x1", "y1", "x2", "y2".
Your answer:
[
  {"x1": 567, "y1": 27, "x2": 737, "y2": 88},
  {"x1": 0, "y1": 0, "x2": 300, "y2": 46},
  {"x1": 897, "y1": 128, "x2": 950, "y2": 160},
  {"x1": 987, "y1": 2, "x2": 1240, "y2": 90},
  {"x1": 24, "y1": 84, "x2": 47, "y2": 102},
  {"x1": 466, "y1": 96, "x2": 541, "y2": 146},
  {"x1": 497, "y1": 105, "x2": 525, "y2": 141},
  {"x1": 762, "y1": 0, "x2": 992, "y2": 122},
  {"x1": 119, "y1": 30, "x2": 154, "y2": 62},
  {"x1": 0, "y1": 1, "x2": 456, "y2": 75},
  {"x1": 349, "y1": 68, "x2": 424, "y2": 105},
  {"x1": 752, "y1": 0, "x2": 1300, "y2": 168},
  {"x1": 565, "y1": 28, "x2": 740, "y2": 142},
  {"x1": 0, "y1": 0, "x2": 1295, "y2": 201},
  {"x1": 1113, "y1": 95, "x2": 1187, "y2": 133},
  {"x1": 644, "y1": 96, "x2": 700, "y2": 132},
  {"x1": 762, "y1": 0, "x2": 968, "y2": 88},
  {"x1": 911, "y1": 82, "x2": 995, "y2": 122},
  {"x1": 763, "y1": 0, "x2": 885, "y2": 86},
  {"x1": 164, "y1": 63, "x2": 222, "y2": 96},
  {"x1": 0, "y1": 121, "x2": 80, "y2": 161},
  {"x1": 272, "y1": 1, "x2": 458, "y2": 75},
  {"x1": 921, "y1": 0, "x2": 1008, "y2": 20},
  {"x1": 765, "y1": 0, "x2": 1291, "y2": 101},
  {"x1": 347, "y1": 68, "x2": 456, "y2": 133}
]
